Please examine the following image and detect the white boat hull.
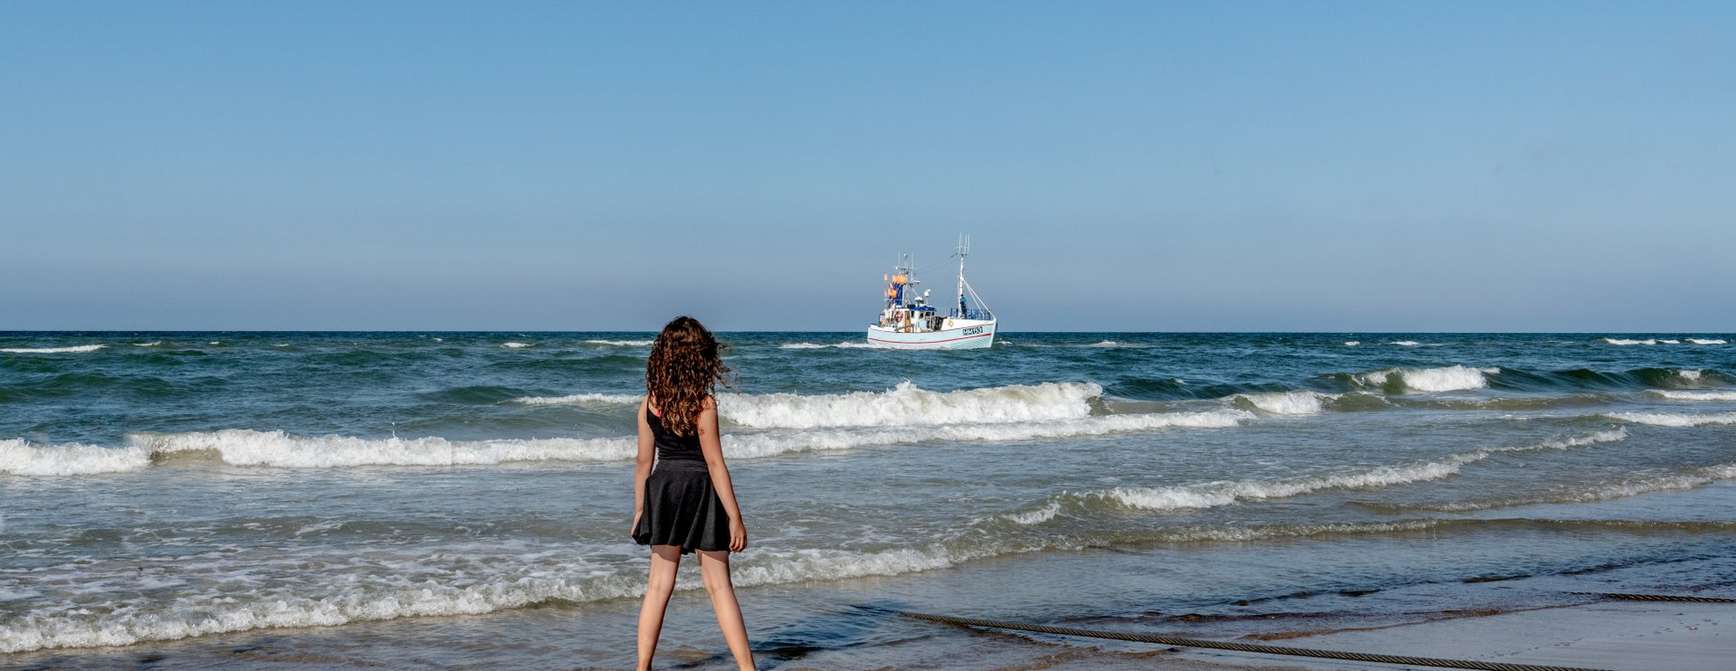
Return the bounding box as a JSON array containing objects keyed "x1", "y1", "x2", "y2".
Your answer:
[{"x1": 865, "y1": 321, "x2": 996, "y2": 349}]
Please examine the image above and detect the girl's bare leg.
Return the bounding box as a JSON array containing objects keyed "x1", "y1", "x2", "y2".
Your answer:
[
  {"x1": 636, "y1": 545, "x2": 682, "y2": 671},
  {"x1": 698, "y1": 550, "x2": 755, "y2": 670}
]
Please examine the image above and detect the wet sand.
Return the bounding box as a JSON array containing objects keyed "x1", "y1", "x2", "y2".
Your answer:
[{"x1": 1011, "y1": 599, "x2": 1733, "y2": 671}]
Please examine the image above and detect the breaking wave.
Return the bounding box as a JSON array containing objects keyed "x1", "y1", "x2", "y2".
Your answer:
[
  {"x1": 1601, "y1": 337, "x2": 1718, "y2": 346},
  {"x1": 583, "y1": 339, "x2": 653, "y2": 347},
  {"x1": 0, "y1": 344, "x2": 107, "y2": 354},
  {"x1": 2, "y1": 411, "x2": 1249, "y2": 476},
  {"x1": 515, "y1": 381, "x2": 1115, "y2": 429},
  {"x1": 1377, "y1": 464, "x2": 1736, "y2": 512},
  {"x1": 0, "y1": 439, "x2": 150, "y2": 476},
  {"x1": 1231, "y1": 391, "x2": 1336, "y2": 415},
  {"x1": 1492, "y1": 428, "x2": 1628, "y2": 452},
  {"x1": 1011, "y1": 428, "x2": 1627, "y2": 517},
  {"x1": 511, "y1": 392, "x2": 642, "y2": 406},
  {"x1": 1651, "y1": 390, "x2": 1736, "y2": 402},
  {"x1": 500, "y1": 341, "x2": 534, "y2": 349},
  {"x1": 717, "y1": 381, "x2": 1103, "y2": 429},
  {"x1": 1605, "y1": 411, "x2": 1736, "y2": 427},
  {"x1": 1351, "y1": 365, "x2": 1496, "y2": 393},
  {"x1": 1089, "y1": 455, "x2": 1486, "y2": 511}
]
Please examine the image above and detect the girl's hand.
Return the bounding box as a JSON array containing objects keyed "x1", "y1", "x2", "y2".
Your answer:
[{"x1": 729, "y1": 518, "x2": 747, "y2": 552}]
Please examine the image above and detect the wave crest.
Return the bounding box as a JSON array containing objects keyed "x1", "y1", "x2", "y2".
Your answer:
[
  {"x1": 1651, "y1": 390, "x2": 1736, "y2": 402},
  {"x1": 5, "y1": 410, "x2": 1248, "y2": 476},
  {"x1": 1092, "y1": 454, "x2": 1485, "y2": 511},
  {"x1": 718, "y1": 381, "x2": 1103, "y2": 429},
  {"x1": 1008, "y1": 428, "x2": 1626, "y2": 518},
  {"x1": 1232, "y1": 391, "x2": 1335, "y2": 415},
  {"x1": 1605, "y1": 411, "x2": 1736, "y2": 427},
  {"x1": 0, "y1": 344, "x2": 107, "y2": 354},
  {"x1": 778, "y1": 341, "x2": 889, "y2": 349},
  {"x1": 1353, "y1": 365, "x2": 1495, "y2": 393},
  {"x1": 512, "y1": 392, "x2": 642, "y2": 406},
  {"x1": 1383, "y1": 464, "x2": 1736, "y2": 512}
]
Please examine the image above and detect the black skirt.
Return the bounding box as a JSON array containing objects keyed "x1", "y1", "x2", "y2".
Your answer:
[{"x1": 633, "y1": 459, "x2": 731, "y2": 554}]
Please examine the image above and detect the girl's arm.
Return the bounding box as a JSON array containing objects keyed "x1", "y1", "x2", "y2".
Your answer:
[
  {"x1": 632, "y1": 398, "x2": 654, "y2": 533},
  {"x1": 697, "y1": 396, "x2": 747, "y2": 552}
]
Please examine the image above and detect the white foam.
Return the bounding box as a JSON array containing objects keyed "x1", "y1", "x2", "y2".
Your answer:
[
  {"x1": 7, "y1": 411, "x2": 1248, "y2": 476},
  {"x1": 518, "y1": 381, "x2": 1114, "y2": 429},
  {"x1": 511, "y1": 393, "x2": 642, "y2": 406},
  {"x1": 1233, "y1": 391, "x2": 1335, "y2": 415},
  {"x1": 1343, "y1": 340, "x2": 1360, "y2": 346},
  {"x1": 1389, "y1": 340, "x2": 1422, "y2": 347},
  {"x1": 1659, "y1": 339, "x2": 1682, "y2": 344},
  {"x1": 1652, "y1": 390, "x2": 1736, "y2": 402},
  {"x1": 0, "y1": 543, "x2": 982, "y2": 653},
  {"x1": 1098, "y1": 430, "x2": 1625, "y2": 514},
  {"x1": 1426, "y1": 464, "x2": 1736, "y2": 512},
  {"x1": 500, "y1": 342, "x2": 534, "y2": 349},
  {"x1": 1677, "y1": 369, "x2": 1703, "y2": 381},
  {"x1": 583, "y1": 339, "x2": 653, "y2": 347},
  {"x1": 1603, "y1": 338, "x2": 1656, "y2": 346},
  {"x1": 1150, "y1": 520, "x2": 1447, "y2": 543},
  {"x1": 1090, "y1": 340, "x2": 1120, "y2": 347},
  {"x1": 1511, "y1": 428, "x2": 1629, "y2": 451},
  {"x1": 1005, "y1": 502, "x2": 1061, "y2": 525},
  {"x1": 0, "y1": 344, "x2": 106, "y2": 354},
  {"x1": 779, "y1": 341, "x2": 891, "y2": 349},
  {"x1": 1605, "y1": 411, "x2": 1736, "y2": 427},
  {"x1": 0, "y1": 439, "x2": 152, "y2": 476},
  {"x1": 718, "y1": 381, "x2": 1103, "y2": 429},
  {"x1": 132, "y1": 341, "x2": 161, "y2": 347},
  {"x1": 1689, "y1": 338, "x2": 1727, "y2": 345},
  {"x1": 1355, "y1": 365, "x2": 1495, "y2": 393},
  {"x1": 1099, "y1": 452, "x2": 1486, "y2": 511},
  {"x1": 722, "y1": 410, "x2": 1251, "y2": 458},
  {"x1": 124, "y1": 430, "x2": 639, "y2": 468}
]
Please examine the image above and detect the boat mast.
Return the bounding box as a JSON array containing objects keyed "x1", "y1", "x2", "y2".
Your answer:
[{"x1": 953, "y1": 233, "x2": 969, "y2": 318}]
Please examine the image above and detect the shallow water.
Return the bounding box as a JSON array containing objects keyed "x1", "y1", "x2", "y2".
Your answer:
[{"x1": 3, "y1": 331, "x2": 1734, "y2": 667}]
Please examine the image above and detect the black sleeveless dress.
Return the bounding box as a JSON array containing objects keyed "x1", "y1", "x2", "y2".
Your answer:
[{"x1": 632, "y1": 406, "x2": 732, "y2": 554}]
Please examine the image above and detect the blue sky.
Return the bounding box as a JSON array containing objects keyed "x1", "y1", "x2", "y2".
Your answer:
[{"x1": 3, "y1": 2, "x2": 1732, "y2": 331}]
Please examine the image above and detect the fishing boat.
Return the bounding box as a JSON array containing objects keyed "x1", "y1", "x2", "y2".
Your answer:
[{"x1": 866, "y1": 235, "x2": 997, "y2": 349}]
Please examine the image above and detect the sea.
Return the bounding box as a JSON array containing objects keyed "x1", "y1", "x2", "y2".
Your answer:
[{"x1": 3, "y1": 332, "x2": 1735, "y2": 669}]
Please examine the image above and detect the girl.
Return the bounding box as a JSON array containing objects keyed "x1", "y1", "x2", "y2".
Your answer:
[{"x1": 631, "y1": 316, "x2": 754, "y2": 671}]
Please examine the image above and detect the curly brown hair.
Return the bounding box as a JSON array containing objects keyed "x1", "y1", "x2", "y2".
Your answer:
[{"x1": 645, "y1": 316, "x2": 729, "y2": 436}]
